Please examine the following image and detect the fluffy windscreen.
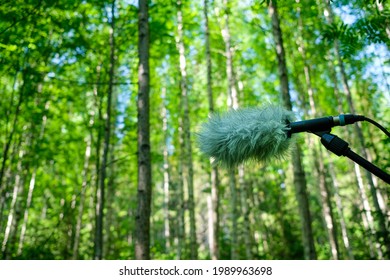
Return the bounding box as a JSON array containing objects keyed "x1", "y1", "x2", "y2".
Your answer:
[{"x1": 197, "y1": 106, "x2": 295, "y2": 168}]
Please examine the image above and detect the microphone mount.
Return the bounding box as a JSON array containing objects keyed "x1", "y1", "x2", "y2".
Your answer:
[{"x1": 312, "y1": 130, "x2": 390, "y2": 184}]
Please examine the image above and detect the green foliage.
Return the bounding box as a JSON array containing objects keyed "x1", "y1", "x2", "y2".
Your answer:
[
  {"x1": 355, "y1": 15, "x2": 390, "y2": 44},
  {"x1": 322, "y1": 1, "x2": 390, "y2": 58},
  {"x1": 322, "y1": 22, "x2": 363, "y2": 57}
]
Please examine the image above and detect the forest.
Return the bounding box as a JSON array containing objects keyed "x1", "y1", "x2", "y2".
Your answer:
[{"x1": 0, "y1": 0, "x2": 389, "y2": 260}]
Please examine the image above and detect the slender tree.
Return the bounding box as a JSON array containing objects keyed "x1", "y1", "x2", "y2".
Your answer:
[
  {"x1": 203, "y1": 0, "x2": 220, "y2": 260},
  {"x1": 94, "y1": 0, "x2": 116, "y2": 260},
  {"x1": 220, "y1": 0, "x2": 240, "y2": 259},
  {"x1": 268, "y1": 0, "x2": 317, "y2": 260},
  {"x1": 72, "y1": 134, "x2": 92, "y2": 260},
  {"x1": 135, "y1": 0, "x2": 152, "y2": 260},
  {"x1": 175, "y1": 131, "x2": 186, "y2": 259},
  {"x1": 176, "y1": 0, "x2": 198, "y2": 260},
  {"x1": 0, "y1": 74, "x2": 25, "y2": 219},
  {"x1": 1, "y1": 139, "x2": 25, "y2": 259},
  {"x1": 329, "y1": 164, "x2": 354, "y2": 259},
  {"x1": 17, "y1": 100, "x2": 49, "y2": 256},
  {"x1": 296, "y1": 1, "x2": 340, "y2": 259},
  {"x1": 161, "y1": 87, "x2": 171, "y2": 252}
]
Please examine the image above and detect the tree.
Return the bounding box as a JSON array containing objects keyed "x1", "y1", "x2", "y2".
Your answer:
[
  {"x1": 94, "y1": 0, "x2": 116, "y2": 260},
  {"x1": 295, "y1": 0, "x2": 340, "y2": 259},
  {"x1": 135, "y1": 0, "x2": 152, "y2": 260},
  {"x1": 268, "y1": 0, "x2": 317, "y2": 260},
  {"x1": 220, "y1": 0, "x2": 240, "y2": 260},
  {"x1": 203, "y1": 0, "x2": 220, "y2": 260},
  {"x1": 176, "y1": 0, "x2": 198, "y2": 260}
]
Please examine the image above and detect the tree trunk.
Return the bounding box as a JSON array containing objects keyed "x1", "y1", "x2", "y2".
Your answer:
[
  {"x1": 296, "y1": 2, "x2": 340, "y2": 259},
  {"x1": 239, "y1": 166, "x2": 253, "y2": 259},
  {"x1": 339, "y1": 57, "x2": 390, "y2": 256},
  {"x1": 1, "y1": 143, "x2": 25, "y2": 259},
  {"x1": 175, "y1": 136, "x2": 186, "y2": 259},
  {"x1": 354, "y1": 162, "x2": 383, "y2": 259},
  {"x1": 203, "y1": 0, "x2": 220, "y2": 260},
  {"x1": 161, "y1": 87, "x2": 171, "y2": 252},
  {"x1": 1, "y1": 134, "x2": 26, "y2": 258},
  {"x1": 17, "y1": 100, "x2": 49, "y2": 256},
  {"x1": 329, "y1": 163, "x2": 354, "y2": 259},
  {"x1": 0, "y1": 77, "x2": 25, "y2": 217},
  {"x1": 221, "y1": 0, "x2": 239, "y2": 111},
  {"x1": 228, "y1": 170, "x2": 238, "y2": 259},
  {"x1": 176, "y1": 0, "x2": 198, "y2": 260},
  {"x1": 0, "y1": 37, "x2": 33, "y2": 226},
  {"x1": 316, "y1": 146, "x2": 340, "y2": 259},
  {"x1": 135, "y1": 0, "x2": 152, "y2": 260},
  {"x1": 268, "y1": 0, "x2": 316, "y2": 260},
  {"x1": 94, "y1": 0, "x2": 116, "y2": 260},
  {"x1": 72, "y1": 135, "x2": 92, "y2": 259},
  {"x1": 221, "y1": 0, "x2": 240, "y2": 259},
  {"x1": 104, "y1": 146, "x2": 116, "y2": 259},
  {"x1": 325, "y1": 44, "x2": 376, "y2": 259}
]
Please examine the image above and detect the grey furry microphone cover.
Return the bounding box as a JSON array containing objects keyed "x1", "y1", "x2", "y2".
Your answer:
[{"x1": 197, "y1": 106, "x2": 296, "y2": 168}]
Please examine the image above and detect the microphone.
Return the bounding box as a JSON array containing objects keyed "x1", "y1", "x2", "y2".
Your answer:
[
  {"x1": 197, "y1": 106, "x2": 365, "y2": 167},
  {"x1": 288, "y1": 114, "x2": 365, "y2": 136},
  {"x1": 197, "y1": 106, "x2": 295, "y2": 168}
]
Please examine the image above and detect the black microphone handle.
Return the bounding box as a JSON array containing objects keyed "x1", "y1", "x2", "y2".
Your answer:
[
  {"x1": 288, "y1": 114, "x2": 365, "y2": 135},
  {"x1": 289, "y1": 116, "x2": 334, "y2": 134}
]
